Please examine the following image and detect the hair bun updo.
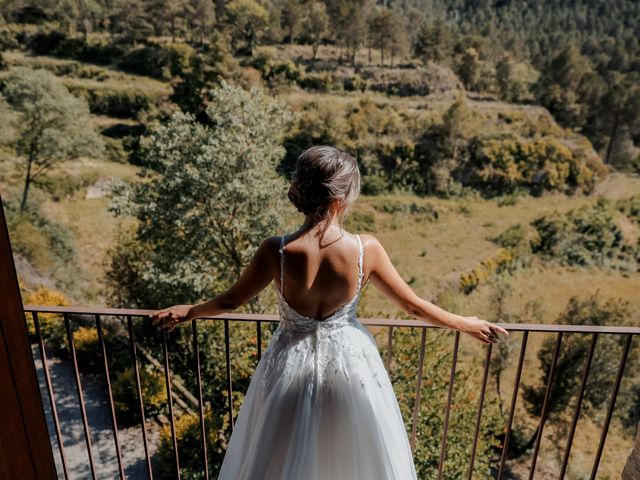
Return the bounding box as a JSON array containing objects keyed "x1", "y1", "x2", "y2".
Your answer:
[{"x1": 287, "y1": 145, "x2": 361, "y2": 225}]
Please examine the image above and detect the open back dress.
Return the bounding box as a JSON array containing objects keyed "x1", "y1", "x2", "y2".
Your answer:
[{"x1": 216, "y1": 233, "x2": 418, "y2": 479}]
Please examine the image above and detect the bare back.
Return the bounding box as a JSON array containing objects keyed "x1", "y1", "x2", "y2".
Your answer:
[{"x1": 276, "y1": 231, "x2": 368, "y2": 321}]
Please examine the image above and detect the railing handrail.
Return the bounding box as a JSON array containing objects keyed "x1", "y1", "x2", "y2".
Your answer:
[{"x1": 22, "y1": 304, "x2": 640, "y2": 334}]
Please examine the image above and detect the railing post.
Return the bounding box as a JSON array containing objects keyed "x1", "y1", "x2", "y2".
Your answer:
[{"x1": 0, "y1": 193, "x2": 58, "y2": 479}]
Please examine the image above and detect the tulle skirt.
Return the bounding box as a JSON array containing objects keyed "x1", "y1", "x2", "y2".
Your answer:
[{"x1": 217, "y1": 319, "x2": 418, "y2": 480}]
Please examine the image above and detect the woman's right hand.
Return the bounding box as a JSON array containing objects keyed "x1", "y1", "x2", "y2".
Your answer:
[{"x1": 456, "y1": 315, "x2": 509, "y2": 344}]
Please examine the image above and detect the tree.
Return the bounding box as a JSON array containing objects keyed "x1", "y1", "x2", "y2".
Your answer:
[
  {"x1": 521, "y1": 293, "x2": 639, "y2": 454},
  {"x1": 303, "y1": 1, "x2": 329, "y2": 61},
  {"x1": 367, "y1": 7, "x2": 406, "y2": 67},
  {"x1": 280, "y1": 0, "x2": 304, "y2": 44},
  {"x1": 457, "y1": 47, "x2": 481, "y2": 91},
  {"x1": 535, "y1": 44, "x2": 592, "y2": 127},
  {"x1": 442, "y1": 98, "x2": 473, "y2": 164},
  {"x1": 107, "y1": 80, "x2": 295, "y2": 310},
  {"x1": 414, "y1": 18, "x2": 449, "y2": 64},
  {"x1": 598, "y1": 80, "x2": 640, "y2": 165},
  {"x1": 1, "y1": 67, "x2": 103, "y2": 212},
  {"x1": 187, "y1": 0, "x2": 216, "y2": 45},
  {"x1": 107, "y1": 0, "x2": 155, "y2": 44},
  {"x1": 326, "y1": 0, "x2": 367, "y2": 66},
  {"x1": 224, "y1": 0, "x2": 270, "y2": 56}
]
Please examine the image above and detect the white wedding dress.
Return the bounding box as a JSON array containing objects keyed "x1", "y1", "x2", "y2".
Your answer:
[{"x1": 217, "y1": 234, "x2": 418, "y2": 479}]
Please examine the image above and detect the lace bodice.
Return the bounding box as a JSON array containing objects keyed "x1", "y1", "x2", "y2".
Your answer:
[{"x1": 273, "y1": 233, "x2": 365, "y2": 334}]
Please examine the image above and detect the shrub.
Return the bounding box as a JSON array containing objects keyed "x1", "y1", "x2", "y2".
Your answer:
[
  {"x1": 459, "y1": 247, "x2": 518, "y2": 294},
  {"x1": 530, "y1": 199, "x2": 627, "y2": 267},
  {"x1": 65, "y1": 84, "x2": 153, "y2": 118},
  {"x1": 73, "y1": 326, "x2": 103, "y2": 373},
  {"x1": 157, "y1": 410, "x2": 231, "y2": 479},
  {"x1": 23, "y1": 285, "x2": 71, "y2": 353},
  {"x1": 35, "y1": 171, "x2": 101, "y2": 201},
  {"x1": 462, "y1": 135, "x2": 604, "y2": 195},
  {"x1": 616, "y1": 195, "x2": 640, "y2": 223},
  {"x1": 112, "y1": 365, "x2": 167, "y2": 424},
  {"x1": 361, "y1": 173, "x2": 390, "y2": 195},
  {"x1": 344, "y1": 210, "x2": 377, "y2": 232}
]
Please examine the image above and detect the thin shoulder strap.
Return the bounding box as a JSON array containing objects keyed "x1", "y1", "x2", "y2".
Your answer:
[
  {"x1": 279, "y1": 235, "x2": 286, "y2": 291},
  {"x1": 356, "y1": 234, "x2": 364, "y2": 292}
]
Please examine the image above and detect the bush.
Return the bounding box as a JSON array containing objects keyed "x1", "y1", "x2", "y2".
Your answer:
[
  {"x1": 73, "y1": 326, "x2": 103, "y2": 374},
  {"x1": 157, "y1": 410, "x2": 231, "y2": 479},
  {"x1": 344, "y1": 210, "x2": 377, "y2": 232},
  {"x1": 6, "y1": 200, "x2": 76, "y2": 273},
  {"x1": 361, "y1": 173, "x2": 390, "y2": 195},
  {"x1": 530, "y1": 199, "x2": 628, "y2": 267},
  {"x1": 616, "y1": 195, "x2": 640, "y2": 223},
  {"x1": 35, "y1": 171, "x2": 101, "y2": 201},
  {"x1": 462, "y1": 135, "x2": 604, "y2": 195},
  {"x1": 112, "y1": 365, "x2": 167, "y2": 424},
  {"x1": 65, "y1": 84, "x2": 153, "y2": 118},
  {"x1": 23, "y1": 285, "x2": 71, "y2": 353},
  {"x1": 117, "y1": 43, "x2": 196, "y2": 80},
  {"x1": 27, "y1": 31, "x2": 125, "y2": 64},
  {"x1": 459, "y1": 247, "x2": 518, "y2": 294}
]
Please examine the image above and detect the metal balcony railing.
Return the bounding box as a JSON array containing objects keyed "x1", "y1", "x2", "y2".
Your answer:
[{"x1": 23, "y1": 305, "x2": 639, "y2": 480}]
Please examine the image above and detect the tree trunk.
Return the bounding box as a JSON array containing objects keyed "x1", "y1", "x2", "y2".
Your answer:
[
  {"x1": 622, "y1": 422, "x2": 640, "y2": 480},
  {"x1": 604, "y1": 111, "x2": 620, "y2": 164},
  {"x1": 20, "y1": 155, "x2": 34, "y2": 212}
]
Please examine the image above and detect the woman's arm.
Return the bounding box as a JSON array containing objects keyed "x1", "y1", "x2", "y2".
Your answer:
[
  {"x1": 363, "y1": 234, "x2": 509, "y2": 344},
  {"x1": 150, "y1": 236, "x2": 279, "y2": 331}
]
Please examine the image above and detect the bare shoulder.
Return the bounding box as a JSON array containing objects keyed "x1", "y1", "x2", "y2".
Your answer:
[
  {"x1": 358, "y1": 233, "x2": 384, "y2": 252},
  {"x1": 355, "y1": 233, "x2": 387, "y2": 265},
  {"x1": 254, "y1": 235, "x2": 282, "y2": 268}
]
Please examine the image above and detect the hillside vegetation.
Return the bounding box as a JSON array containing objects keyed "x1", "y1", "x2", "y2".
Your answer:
[{"x1": 0, "y1": 1, "x2": 638, "y2": 478}]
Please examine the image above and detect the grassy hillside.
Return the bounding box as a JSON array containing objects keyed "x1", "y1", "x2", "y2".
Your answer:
[{"x1": 1, "y1": 39, "x2": 638, "y2": 479}]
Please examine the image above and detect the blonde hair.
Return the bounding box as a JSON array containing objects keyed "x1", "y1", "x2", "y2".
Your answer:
[{"x1": 287, "y1": 145, "x2": 361, "y2": 227}]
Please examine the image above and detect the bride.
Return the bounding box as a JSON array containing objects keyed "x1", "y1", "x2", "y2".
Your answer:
[{"x1": 150, "y1": 145, "x2": 509, "y2": 479}]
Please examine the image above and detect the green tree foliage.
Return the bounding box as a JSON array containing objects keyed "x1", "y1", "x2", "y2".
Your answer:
[
  {"x1": 224, "y1": 0, "x2": 270, "y2": 56},
  {"x1": 303, "y1": 2, "x2": 329, "y2": 61},
  {"x1": 414, "y1": 18, "x2": 450, "y2": 64},
  {"x1": 463, "y1": 135, "x2": 602, "y2": 196},
  {"x1": 1, "y1": 67, "x2": 104, "y2": 211},
  {"x1": 530, "y1": 198, "x2": 639, "y2": 268},
  {"x1": 387, "y1": 326, "x2": 503, "y2": 479},
  {"x1": 107, "y1": 80, "x2": 294, "y2": 309},
  {"x1": 522, "y1": 292, "x2": 639, "y2": 449},
  {"x1": 367, "y1": 6, "x2": 409, "y2": 67},
  {"x1": 456, "y1": 47, "x2": 480, "y2": 91}
]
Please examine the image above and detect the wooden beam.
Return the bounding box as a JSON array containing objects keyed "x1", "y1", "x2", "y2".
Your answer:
[{"x1": 0, "y1": 193, "x2": 57, "y2": 479}]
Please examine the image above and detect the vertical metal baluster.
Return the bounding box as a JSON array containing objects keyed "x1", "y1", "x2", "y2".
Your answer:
[
  {"x1": 32, "y1": 312, "x2": 69, "y2": 480},
  {"x1": 256, "y1": 321, "x2": 262, "y2": 362},
  {"x1": 162, "y1": 330, "x2": 180, "y2": 480},
  {"x1": 63, "y1": 312, "x2": 97, "y2": 480},
  {"x1": 498, "y1": 331, "x2": 528, "y2": 479},
  {"x1": 410, "y1": 327, "x2": 428, "y2": 452},
  {"x1": 386, "y1": 326, "x2": 394, "y2": 373},
  {"x1": 127, "y1": 316, "x2": 153, "y2": 479},
  {"x1": 559, "y1": 333, "x2": 598, "y2": 480},
  {"x1": 192, "y1": 320, "x2": 209, "y2": 480},
  {"x1": 224, "y1": 318, "x2": 234, "y2": 431},
  {"x1": 467, "y1": 343, "x2": 493, "y2": 480},
  {"x1": 528, "y1": 331, "x2": 563, "y2": 480},
  {"x1": 437, "y1": 330, "x2": 460, "y2": 480},
  {"x1": 589, "y1": 334, "x2": 633, "y2": 480},
  {"x1": 95, "y1": 314, "x2": 124, "y2": 480}
]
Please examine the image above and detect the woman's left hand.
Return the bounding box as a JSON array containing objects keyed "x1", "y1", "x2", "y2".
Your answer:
[{"x1": 149, "y1": 304, "x2": 194, "y2": 332}]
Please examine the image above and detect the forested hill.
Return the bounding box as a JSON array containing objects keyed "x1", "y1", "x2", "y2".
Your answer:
[
  {"x1": 408, "y1": 0, "x2": 640, "y2": 165},
  {"x1": 427, "y1": 0, "x2": 639, "y2": 68}
]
